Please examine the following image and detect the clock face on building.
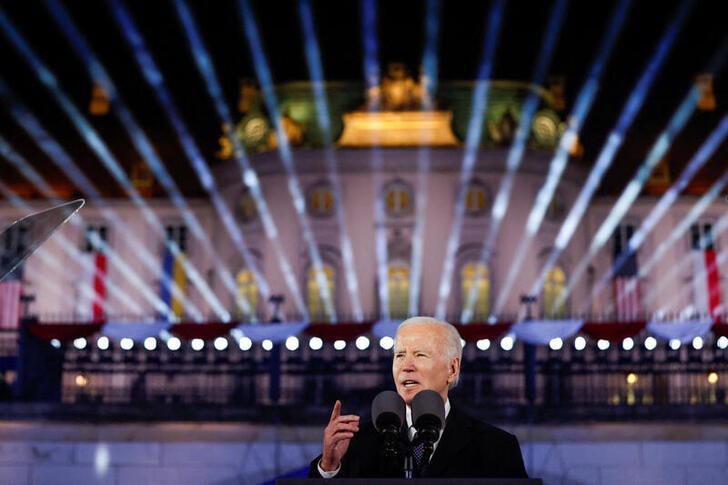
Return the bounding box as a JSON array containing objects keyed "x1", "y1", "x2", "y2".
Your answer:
[
  {"x1": 236, "y1": 115, "x2": 269, "y2": 147},
  {"x1": 531, "y1": 111, "x2": 558, "y2": 146}
]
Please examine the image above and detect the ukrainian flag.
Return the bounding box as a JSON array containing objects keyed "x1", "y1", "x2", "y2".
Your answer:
[{"x1": 160, "y1": 250, "x2": 187, "y2": 321}]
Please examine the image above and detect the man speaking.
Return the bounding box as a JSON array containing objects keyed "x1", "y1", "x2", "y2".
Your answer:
[{"x1": 309, "y1": 316, "x2": 528, "y2": 478}]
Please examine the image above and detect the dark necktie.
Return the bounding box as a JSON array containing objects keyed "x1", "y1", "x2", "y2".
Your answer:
[{"x1": 412, "y1": 438, "x2": 425, "y2": 471}]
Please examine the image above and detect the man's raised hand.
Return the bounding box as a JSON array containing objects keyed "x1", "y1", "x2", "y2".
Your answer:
[{"x1": 320, "y1": 400, "x2": 360, "y2": 472}]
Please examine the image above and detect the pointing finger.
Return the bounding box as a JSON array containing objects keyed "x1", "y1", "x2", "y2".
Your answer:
[{"x1": 329, "y1": 400, "x2": 341, "y2": 422}]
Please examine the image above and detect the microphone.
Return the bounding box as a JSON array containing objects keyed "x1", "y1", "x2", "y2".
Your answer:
[
  {"x1": 411, "y1": 390, "x2": 445, "y2": 468},
  {"x1": 371, "y1": 390, "x2": 406, "y2": 458}
]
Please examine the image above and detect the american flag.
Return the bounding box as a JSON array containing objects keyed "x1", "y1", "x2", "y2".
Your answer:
[
  {"x1": 691, "y1": 223, "x2": 722, "y2": 317},
  {"x1": 612, "y1": 225, "x2": 641, "y2": 320},
  {"x1": 0, "y1": 271, "x2": 22, "y2": 330}
]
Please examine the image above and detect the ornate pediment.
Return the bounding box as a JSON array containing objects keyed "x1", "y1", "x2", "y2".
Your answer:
[{"x1": 338, "y1": 63, "x2": 459, "y2": 147}]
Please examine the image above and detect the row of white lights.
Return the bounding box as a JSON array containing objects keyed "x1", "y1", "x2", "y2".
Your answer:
[{"x1": 58, "y1": 334, "x2": 728, "y2": 353}]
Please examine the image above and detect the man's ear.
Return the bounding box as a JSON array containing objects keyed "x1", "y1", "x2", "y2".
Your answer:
[{"x1": 448, "y1": 357, "x2": 461, "y2": 381}]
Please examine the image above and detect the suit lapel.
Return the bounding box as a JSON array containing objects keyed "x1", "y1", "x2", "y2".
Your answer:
[{"x1": 423, "y1": 406, "x2": 472, "y2": 477}]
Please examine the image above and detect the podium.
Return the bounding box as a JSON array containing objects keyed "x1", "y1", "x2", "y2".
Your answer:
[{"x1": 277, "y1": 480, "x2": 541, "y2": 485}]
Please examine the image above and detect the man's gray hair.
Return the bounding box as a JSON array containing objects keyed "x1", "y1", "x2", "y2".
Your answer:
[{"x1": 395, "y1": 316, "x2": 463, "y2": 388}]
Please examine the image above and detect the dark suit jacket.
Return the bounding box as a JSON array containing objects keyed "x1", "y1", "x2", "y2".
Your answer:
[{"x1": 309, "y1": 405, "x2": 527, "y2": 478}]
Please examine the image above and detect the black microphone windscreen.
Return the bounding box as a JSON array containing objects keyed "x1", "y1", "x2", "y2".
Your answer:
[
  {"x1": 411, "y1": 390, "x2": 445, "y2": 431},
  {"x1": 371, "y1": 390, "x2": 406, "y2": 432}
]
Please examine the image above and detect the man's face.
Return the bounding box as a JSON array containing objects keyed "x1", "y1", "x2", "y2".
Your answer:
[{"x1": 392, "y1": 323, "x2": 459, "y2": 405}]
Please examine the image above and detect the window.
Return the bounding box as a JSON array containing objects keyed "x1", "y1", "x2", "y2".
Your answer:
[
  {"x1": 543, "y1": 267, "x2": 566, "y2": 318},
  {"x1": 84, "y1": 225, "x2": 108, "y2": 253},
  {"x1": 461, "y1": 262, "x2": 490, "y2": 321},
  {"x1": 464, "y1": 181, "x2": 488, "y2": 216},
  {"x1": 384, "y1": 180, "x2": 413, "y2": 217},
  {"x1": 1, "y1": 223, "x2": 28, "y2": 276},
  {"x1": 236, "y1": 269, "x2": 258, "y2": 320},
  {"x1": 307, "y1": 264, "x2": 335, "y2": 322},
  {"x1": 165, "y1": 225, "x2": 188, "y2": 252},
  {"x1": 307, "y1": 182, "x2": 335, "y2": 218},
  {"x1": 237, "y1": 189, "x2": 258, "y2": 224},
  {"x1": 545, "y1": 193, "x2": 565, "y2": 220},
  {"x1": 388, "y1": 262, "x2": 410, "y2": 319}
]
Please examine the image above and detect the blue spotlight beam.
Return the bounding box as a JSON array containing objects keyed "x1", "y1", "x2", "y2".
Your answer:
[
  {"x1": 359, "y1": 0, "x2": 390, "y2": 319},
  {"x1": 647, "y1": 209, "x2": 728, "y2": 316},
  {"x1": 526, "y1": 0, "x2": 690, "y2": 298},
  {"x1": 559, "y1": 35, "x2": 728, "y2": 308},
  {"x1": 0, "y1": 8, "x2": 205, "y2": 321},
  {"x1": 585, "y1": 114, "x2": 728, "y2": 311},
  {"x1": 298, "y1": 0, "x2": 363, "y2": 321},
  {"x1": 238, "y1": 0, "x2": 337, "y2": 321},
  {"x1": 109, "y1": 0, "x2": 261, "y2": 318},
  {"x1": 0, "y1": 79, "x2": 177, "y2": 318},
  {"x1": 460, "y1": 0, "x2": 568, "y2": 322},
  {"x1": 172, "y1": 0, "x2": 307, "y2": 318},
  {"x1": 435, "y1": 0, "x2": 506, "y2": 319},
  {"x1": 409, "y1": 0, "x2": 441, "y2": 316},
  {"x1": 640, "y1": 169, "x2": 728, "y2": 279},
  {"x1": 45, "y1": 0, "x2": 233, "y2": 320},
  {"x1": 493, "y1": 0, "x2": 631, "y2": 315}
]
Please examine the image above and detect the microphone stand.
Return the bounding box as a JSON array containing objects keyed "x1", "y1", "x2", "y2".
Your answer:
[{"x1": 403, "y1": 452, "x2": 414, "y2": 479}]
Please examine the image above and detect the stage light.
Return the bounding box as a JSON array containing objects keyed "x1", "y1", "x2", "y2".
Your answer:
[
  {"x1": 436, "y1": 0, "x2": 506, "y2": 319},
  {"x1": 309, "y1": 337, "x2": 323, "y2": 351},
  {"x1": 644, "y1": 336, "x2": 657, "y2": 350},
  {"x1": 379, "y1": 336, "x2": 394, "y2": 350},
  {"x1": 574, "y1": 336, "x2": 587, "y2": 350},
  {"x1": 717, "y1": 336, "x2": 728, "y2": 349},
  {"x1": 238, "y1": 337, "x2": 253, "y2": 351},
  {"x1": 548, "y1": 338, "x2": 563, "y2": 351},
  {"x1": 238, "y1": 0, "x2": 336, "y2": 321},
  {"x1": 50, "y1": 339, "x2": 61, "y2": 349},
  {"x1": 460, "y1": 338, "x2": 466, "y2": 348},
  {"x1": 214, "y1": 337, "x2": 229, "y2": 351},
  {"x1": 692, "y1": 336, "x2": 704, "y2": 350},
  {"x1": 669, "y1": 339, "x2": 681, "y2": 350},
  {"x1": 333, "y1": 340, "x2": 346, "y2": 351},
  {"x1": 75, "y1": 374, "x2": 89, "y2": 387},
  {"x1": 191, "y1": 339, "x2": 204, "y2": 351},
  {"x1": 500, "y1": 335, "x2": 514, "y2": 351},
  {"x1": 626, "y1": 373, "x2": 638, "y2": 385},
  {"x1": 597, "y1": 339, "x2": 610, "y2": 350},
  {"x1": 476, "y1": 339, "x2": 491, "y2": 351},
  {"x1": 622, "y1": 337, "x2": 634, "y2": 351},
  {"x1": 144, "y1": 337, "x2": 157, "y2": 351},
  {"x1": 73, "y1": 337, "x2": 87, "y2": 350},
  {"x1": 285, "y1": 336, "x2": 299, "y2": 351},
  {"x1": 261, "y1": 339, "x2": 273, "y2": 351},
  {"x1": 355, "y1": 336, "x2": 370, "y2": 350},
  {"x1": 708, "y1": 372, "x2": 719, "y2": 384},
  {"x1": 120, "y1": 338, "x2": 134, "y2": 350},
  {"x1": 167, "y1": 337, "x2": 182, "y2": 351},
  {"x1": 299, "y1": 0, "x2": 363, "y2": 320},
  {"x1": 97, "y1": 336, "x2": 110, "y2": 350}
]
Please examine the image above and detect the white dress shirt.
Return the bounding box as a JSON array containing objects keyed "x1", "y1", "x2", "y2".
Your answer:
[{"x1": 318, "y1": 399, "x2": 451, "y2": 478}]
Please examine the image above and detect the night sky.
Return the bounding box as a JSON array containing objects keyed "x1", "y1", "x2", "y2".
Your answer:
[{"x1": 0, "y1": 0, "x2": 725, "y2": 198}]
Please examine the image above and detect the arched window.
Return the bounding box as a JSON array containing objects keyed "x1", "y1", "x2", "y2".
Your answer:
[
  {"x1": 307, "y1": 182, "x2": 335, "y2": 218},
  {"x1": 308, "y1": 264, "x2": 335, "y2": 321},
  {"x1": 236, "y1": 269, "x2": 258, "y2": 320},
  {"x1": 464, "y1": 185, "x2": 488, "y2": 215},
  {"x1": 388, "y1": 263, "x2": 410, "y2": 319},
  {"x1": 543, "y1": 267, "x2": 566, "y2": 318},
  {"x1": 384, "y1": 180, "x2": 413, "y2": 217},
  {"x1": 461, "y1": 262, "x2": 490, "y2": 321}
]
